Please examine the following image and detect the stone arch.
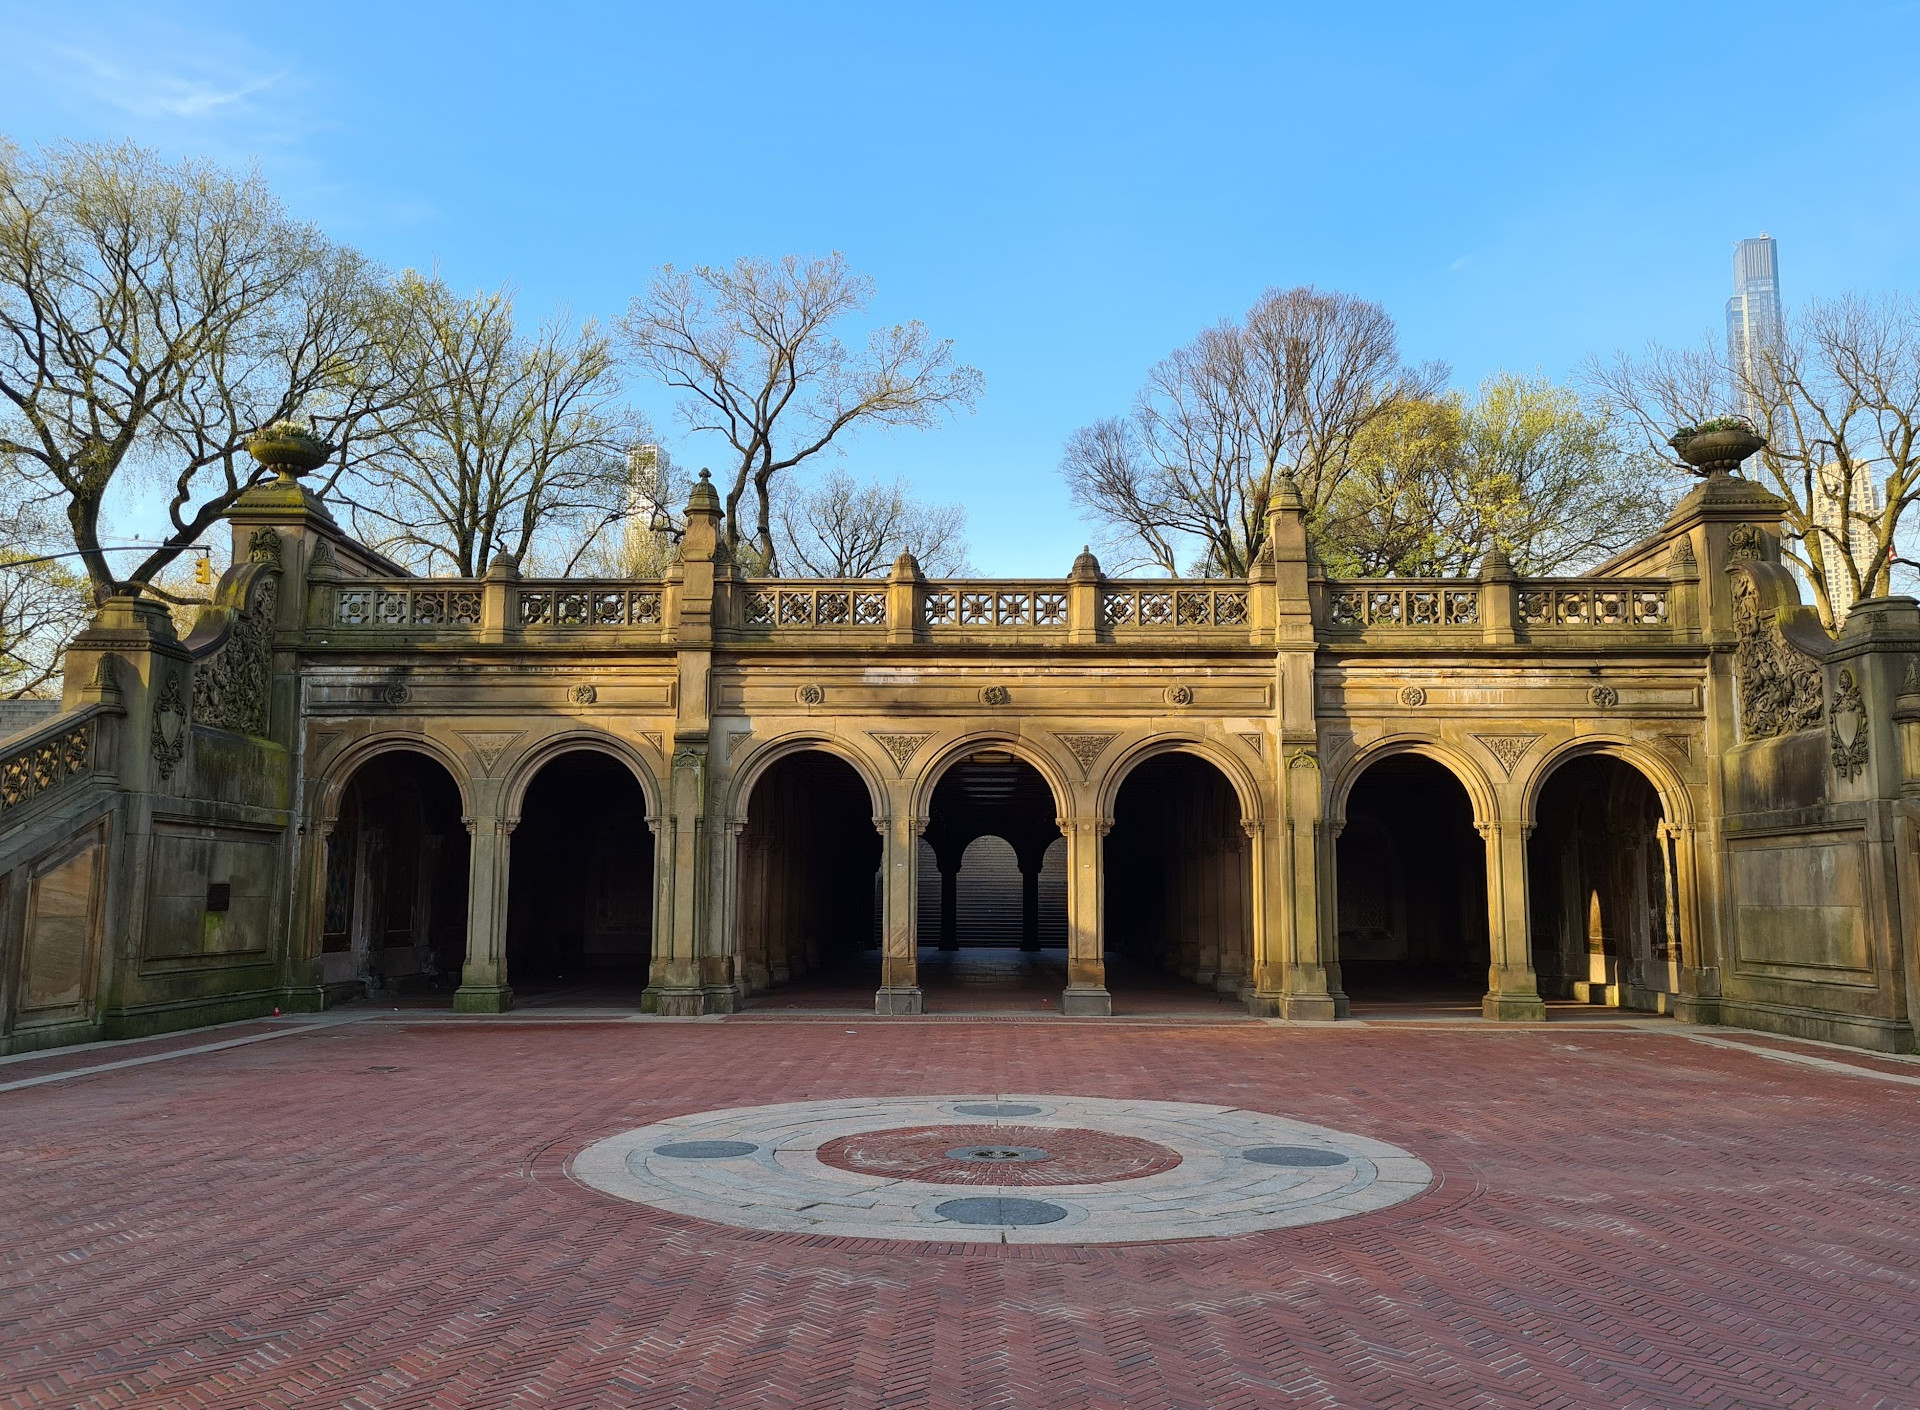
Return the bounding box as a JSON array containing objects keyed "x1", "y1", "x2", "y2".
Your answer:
[
  {"x1": 1095, "y1": 734, "x2": 1265, "y2": 828},
  {"x1": 1328, "y1": 735, "x2": 1499, "y2": 835},
  {"x1": 910, "y1": 731, "x2": 1074, "y2": 824},
  {"x1": 1517, "y1": 736, "x2": 1695, "y2": 832},
  {"x1": 314, "y1": 730, "x2": 472, "y2": 825},
  {"x1": 728, "y1": 730, "x2": 889, "y2": 827},
  {"x1": 499, "y1": 729, "x2": 663, "y2": 824}
]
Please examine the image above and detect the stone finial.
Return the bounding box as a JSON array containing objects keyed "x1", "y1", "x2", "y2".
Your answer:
[
  {"x1": 485, "y1": 550, "x2": 521, "y2": 578},
  {"x1": 1478, "y1": 543, "x2": 1515, "y2": 579},
  {"x1": 1069, "y1": 545, "x2": 1102, "y2": 580},
  {"x1": 890, "y1": 549, "x2": 924, "y2": 581},
  {"x1": 1271, "y1": 472, "x2": 1305, "y2": 512},
  {"x1": 686, "y1": 467, "x2": 722, "y2": 515}
]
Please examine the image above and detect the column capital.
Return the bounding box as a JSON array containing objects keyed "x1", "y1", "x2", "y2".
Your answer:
[
  {"x1": 1057, "y1": 814, "x2": 1113, "y2": 838},
  {"x1": 1476, "y1": 819, "x2": 1534, "y2": 841}
]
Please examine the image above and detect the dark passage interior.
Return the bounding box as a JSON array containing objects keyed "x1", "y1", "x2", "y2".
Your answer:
[
  {"x1": 507, "y1": 752, "x2": 653, "y2": 990},
  {"x1": 1105, "y1": 753, "x2": 1251, "y2": 997},
  {"x1": 322, "y1": 751, "x2": 469, "y2": 991},
  {"x1": 737, "y1": 751, "x2": 881, "y2": 991},
  {"x1": 1336, "y1": 754, "x2": 1489, "y2": 1005},
  {"x1": 1530, "y1": 755, "x2": 1675, "y2": 1010}
]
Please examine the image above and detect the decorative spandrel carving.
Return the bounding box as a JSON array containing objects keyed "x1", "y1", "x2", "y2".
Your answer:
[
  {"x1": 870, "y1": 731, "x2": 934, "y2": 773},
  {"x1": 1055, "y1": 732, "x2": 1118, "y2": 778},
  {"x1": 1731, "y1": 573, "x2": 1823, "y2": 740},
  {"x1": 1829, "y1": 668, "x2": 1870, "y2": 781},
  {"x1": 192, "y1": 574, "x2": 278, "y2": 738},
  {"x1": 1473, "y1": 734, "x2": 1541, "y2": 776}
]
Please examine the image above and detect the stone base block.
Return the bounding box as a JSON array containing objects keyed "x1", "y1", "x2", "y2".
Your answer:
[
  {"x1": 452, "y1": 985, "x2": 513, "y2": 1014},
  {"x1": 1276, "y1": 993, "x2": 1344, "y2": 1022},
  {"x1": 874, "y1": 986, "x2": 924, "y2": 1016},
  {"x1": 646, "y1": 987, "x2": 709, "y2": 1017},
  {"x1": 1481, "y1": 992, "x2": 1548, "y2": 1022},
  {"x1": 1060, "y1": 986, "x2": 1112, "y2": 1017}
]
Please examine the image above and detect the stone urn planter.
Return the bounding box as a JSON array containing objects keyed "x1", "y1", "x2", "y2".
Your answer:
[
  {"x1": 245, "y1": 423, "x2": 334, "y2": 480},
  {"x1": 1670, "y1": 422, "x2": 1765, "y2": 476}
]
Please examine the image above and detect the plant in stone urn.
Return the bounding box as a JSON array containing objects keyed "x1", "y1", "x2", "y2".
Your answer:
[
  {"x1": 245, "y1": 418, "x2": 334, "y2": 480},
  {"x1": 1669, "y1": 416, "x2": 1765, "y2": 477}
]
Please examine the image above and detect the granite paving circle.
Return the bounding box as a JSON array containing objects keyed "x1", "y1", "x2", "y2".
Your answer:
[
  {"x1": 571, "y1": 1095, "x2": 1433, "y2": 1243},
  {"x1": 817, "y1": 1123, "x2": 1180, "y2": 1185}
]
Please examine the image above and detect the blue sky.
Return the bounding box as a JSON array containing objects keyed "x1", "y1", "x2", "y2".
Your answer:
[{"x1": 5, "y1": 1, "x2": 1919, "y2": 572}]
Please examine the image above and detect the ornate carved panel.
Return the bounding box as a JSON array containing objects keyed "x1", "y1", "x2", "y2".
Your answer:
[
  {"x1": 1472, "y1": 734, "x2": 1541, "y2": 776},
  {"x1": 1055, "y1": 732, "x2": 1118, "y2": 778},
  {"x1": 1829, "y1": 668, "x2": 1870, "y2": 781},
  {"x1": 1731, "y1": 574, "x2": 1823, "y2": 739},
  {"x1": 193, "y1": 574, "x2": 278, "y2": 737},
  {"x1": 869, "y1": 731, "x2": 934, "y2": 773}
]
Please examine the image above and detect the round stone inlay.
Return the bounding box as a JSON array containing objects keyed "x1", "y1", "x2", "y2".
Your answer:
[
  {"x1": 1243, "y1": 1145, "x2": 1349, "y2": 1167},
  {"x1": 951, "y1": 1102, "x2": 1046, "y2": 1118},
  {"x1": 572, "y1": 1096, "x2": 1434, "y2": 1245},
  {"x1": 935, "y1": 1196, "x2": 1069, "y2": 1227},
  {"x1": 818, "y1": 1125, "x2": 1180, "y2": 1186},
  {"x1": 651, "y1": 1140, "x2": 759, "y2": 1159}
]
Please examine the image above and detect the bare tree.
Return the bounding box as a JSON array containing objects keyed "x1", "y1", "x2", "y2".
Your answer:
[
  {"x1": 773, "y1": 468, "x2": 970, "y2": 577},
  {"x1": 338, "y1": 273, "x2": 640, "y2": 576},
  {"x1": 1591, "y1": 292, "x2": 1920, "y2": 627},
  {"x1": 622, "y1": 254, "x2": 983, "y2": 571},
  {"x1": 0, "y1": 140, "x2": 394, "y2": 604},
  {"x1": 1062, "y1": 286, "x2": 1440, "y2": 575},
  {"x1": 0, "y1": 493, "x2": 91, "y2": 697}
]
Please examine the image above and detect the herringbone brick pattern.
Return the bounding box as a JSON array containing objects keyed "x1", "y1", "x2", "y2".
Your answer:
[{"x1": 1, "y1": 1019, "x2": 1915, "y2": 1408}]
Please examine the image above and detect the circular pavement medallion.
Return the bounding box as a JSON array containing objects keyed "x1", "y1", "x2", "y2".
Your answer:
[{"x1": 571, "y1": 1096, "x2": 1433, "y2": 1244}]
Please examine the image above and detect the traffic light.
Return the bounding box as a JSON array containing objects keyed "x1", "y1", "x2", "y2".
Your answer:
[{"x1": 193, "y1": 555, "x2": 212, "y2": 587}]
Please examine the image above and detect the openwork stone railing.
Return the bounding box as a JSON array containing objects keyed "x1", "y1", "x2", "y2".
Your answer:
[
  {"x1": 1320, "y1": 578, "x2": 1671, "y2": 633},
  {"x1": 924, "y1": 583, "x2": 1067, "y2": 629},
  {"x1": 744, "y1": 582, "x2": 887, "y2": 628},
  {"x1": 1326, "y1": 582, "x2": 1480, "y2": 629},
  {"x1": 1517, "y1": 581, "x2": 1669, "y2": 628},
  {"x1": 518, "y1": 585, "x2": 664, "y2": 627},
  {"x1": 0, "y1": 711, "x2": 100, "y2": 823},
  {"x1": 1101, "y1": 583, "x2": 1250, "y2": 629},
  {"x1": 335, "y1": 581, "x2": 483, "y2": 628}
]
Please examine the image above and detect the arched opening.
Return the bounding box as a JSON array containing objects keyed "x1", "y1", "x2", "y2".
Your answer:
[
  {"x1": 1529, "y1": 755, "x2": 1676, "y2": 1012},
  {"x1": 1336, "y1": 754, "x2": 1489, "y2": 1012},
  {"x1": 1104, "y1": 753, "x2": 1251, "y2": 1013},
  {"x1": 506, "y1": 751, "x2": 653, "y2": 1000},
  {"x1": 917, "y1": 750, "x2": 1064, "y2": 1009},
  {"x1": 736, "y1": 750, "x2": 881, "y2": 997},
  {"x1": 321, "y1": 749, "x2": 468, "y2": 997}
]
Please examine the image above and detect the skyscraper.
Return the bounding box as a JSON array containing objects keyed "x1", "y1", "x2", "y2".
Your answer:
[{"x1": 1726, "y1": 234, "x2": 1783, "y2": 382}]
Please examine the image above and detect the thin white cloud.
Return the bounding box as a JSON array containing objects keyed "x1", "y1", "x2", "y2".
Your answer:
[
  {"x1": 1449, "y1": 255, "x2": 1474, "y2": 272},
  {"x1": 36, "y1": 40, "x2": 286, "y2": 121}
]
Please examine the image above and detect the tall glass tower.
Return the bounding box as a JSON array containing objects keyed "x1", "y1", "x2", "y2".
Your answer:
[{"x1": 1726, "y1": 234, "x2": 1782, "y2": 378}]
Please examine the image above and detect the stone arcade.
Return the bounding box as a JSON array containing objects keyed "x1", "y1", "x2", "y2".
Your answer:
[{"x1": 2, "y1": 453, "x2": 1918, "y2": 1053}]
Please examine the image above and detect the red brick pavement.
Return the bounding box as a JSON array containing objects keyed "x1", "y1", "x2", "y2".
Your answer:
[{"x1": 1, "y1": 1017, "x2": 1917, "y2": 1409}]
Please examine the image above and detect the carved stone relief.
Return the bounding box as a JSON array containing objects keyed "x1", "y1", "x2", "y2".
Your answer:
[
  {"x1": 1398, "y1": 685, "x2": 1427, "y2": 708},
  {"x1": 1589, "y1": 684, "x2": 1619, "y2": 709},
  {"x1": 1731, "y1": 573, "x2": 1823, "y2": 739},
  {"x1": 248, "y1": 526, "x2": 283, "y2": 567},
  {"x1": 1165, "y1": 684, "x2": 1193, "y2": 706},
  {"x1": 192, "y1": 574, "x2": 278, "y2": 738},
  {"x1": 1473, "y1": 734, "x2": 1541, "y2": 776},
  {"x1": 1726, "y1": 523, "x2": 1763, "y2": 561},
  {"x1": 569, "y1": 683, "x2": 598, "y2": 706},
  {"x1": 458, "y1": 730, "x2": 524, "y2": 774},
  {"x1": 1234, "y1": 731, "x2": 1264, "y2": 758},
  {"x1": 1055, "y1": 732, "x2": 1118, "y2": 778},
  {"x1": 870, "y1": 731, "x2": 934, "y2": 774},
  {"x1": 1829, "y1": 667, "x2": 1870, "y2": 781},
  {"x1": 797, "y1": 684, "x2": 825, "y2": 705},
  {"x1": 151, "y1": 671, "x2": 187, "y2": 781},
  {"x1": 981, "y1": 685, "x2": 1011, "y2": 706}
]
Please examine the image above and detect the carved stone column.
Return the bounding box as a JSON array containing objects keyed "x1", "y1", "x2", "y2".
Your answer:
[
  {"x1": 875, "y1": 808, "x2": 923, "y2": 1015},
  {"x1": 1481, "y1": 819, "x2": 1546, "y2": 1020},
  {"x1": 453, "y1": 811, "x2": 514, "y2": 1013},
  {"x1": 645, "y1": 744, "x2": 715, "y2": 1015},
  {"x1": 1061, "y1": 815, "x2": 1111, "y2": 1015}
]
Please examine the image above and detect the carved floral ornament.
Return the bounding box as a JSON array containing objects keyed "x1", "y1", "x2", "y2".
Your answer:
[
  {"x1": 869, "y1": 731, "x2": 933, "y2": 773},
  {"x1": 1165, "y1": 684, "x2": 1193, "y2": 706},
  {"x1": 1398, "y1": 685, "x2": 1427, "y2": 708},
  {"x1": 192, "y1": 572, "x2": 278, "y2": 738},
  {"x1": 1589, "y1": 684, "x2": 1619, "y2": 709},
  {"x1": 1726, "y1": 523, "x2": 1763, "y2": 561},
  {"x1": 1473, "y1": 734, "x2": 1541, "y2": 776},
  {"x1": 570, "y1": 682, "x2": 598, "y2": 706},
  {"x1": 797, "y1": 683, "x2": 825, "y2": 705},
  {"x1": 981, "y1": 684, "x2": 1011, "y2": 706},
  {"x1": 1829, "y1": 667, "x2": 1870, "y2": 781},
  {"x1": 1055, "y1": 732, "x2": 1118, "y2": 778},
  {"x1": 1731, "y1": 572, "x2": 1824, "y2": 740}
]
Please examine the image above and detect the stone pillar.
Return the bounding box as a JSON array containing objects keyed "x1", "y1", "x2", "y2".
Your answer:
[
  {"x1": 887, "y1": 551, "x2": 924, "y2": 646},
  {"x1": 1478, "y1": 546, "x2": 1519, "y2": 645},
  {"x1": 646, "y1": 745, "x2": 713, "y2": 1014},
  {"x1": 453, "y1": 810, "x2": 514, "y2": 1013},
  {"x1": 1061, "y1": 816, "x2": 1111, "y2": 1015},
  {"x1": 1481, "y1": 820, "x2": 1546, "y2": 1020},
  {"x1": 1067, "y1": 547, "x2": 1103, "y2": 645},
  {"x1": 1019, "y1": 856, "x2": 1041, "y2": 952},
  {"x1": 479, "y1": 552, "x2": 519, "y2": 645},
  {"x1": 875, "y1": 805, "x2": 923, "y2": 1014},
  {"x1": 938, "y1": 858, "x2": 959, "y2": 951}
]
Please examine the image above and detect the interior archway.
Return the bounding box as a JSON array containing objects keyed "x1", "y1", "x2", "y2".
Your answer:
[
  {"x1": 917, "y1": 750, "x2": 1064, "y2": 1009},
  {"x1": 321, "y1": 749, "x2": 469, "y2": 997},
  {"x1": 506, "y1": 751, "x2": 654, "y2": 999},
  {"x1": 1336, "y1": 754, "x2": 1489, "y2": 1012},
  {"x1": 736, "y1": 750, "x2": 881, "y2": 995},
  {"x1": 1529, "y1": 754, "x2": 1676, "y2": 1012},
  {"x1": 1105, "y1": 753, "x2": 1251, "y2": 1012}
]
